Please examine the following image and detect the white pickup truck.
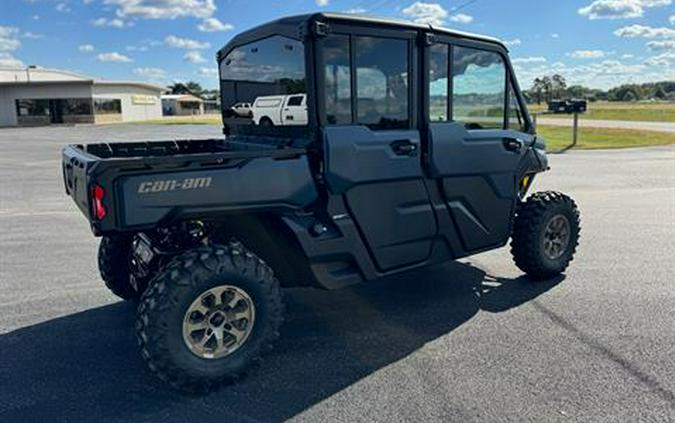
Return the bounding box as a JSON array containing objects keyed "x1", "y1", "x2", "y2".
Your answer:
[{"x1": 251, "y1": 94, "x2": 307, "y2": 126}]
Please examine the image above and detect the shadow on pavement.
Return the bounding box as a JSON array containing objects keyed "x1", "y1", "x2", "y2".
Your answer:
[{"x1": 0, "y1": 261, "x2": 562, "y2": 422}]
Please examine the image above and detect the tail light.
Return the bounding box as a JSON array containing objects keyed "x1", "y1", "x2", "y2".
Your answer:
[{"x1": 92, "y1": 184, "x2": 106, "y2": 220}]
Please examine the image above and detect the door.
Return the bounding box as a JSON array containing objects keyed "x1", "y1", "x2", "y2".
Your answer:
[
  {"x1": 426, "y1": 43, "x2": 532, "y2": 252},
  {"x1": 49, "y1": 100, "x2": 64, "y2": 124},
  {"x1": 282, "y1": 95, "x2": 307, "y2": 125},
  {"x1": 321, "y1": 31, "x2": 437, "y2": 271}
]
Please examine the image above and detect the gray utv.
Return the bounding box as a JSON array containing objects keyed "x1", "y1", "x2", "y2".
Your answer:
[{"x1": 62, "y1": 13, "x2": 580, "y2": 392}]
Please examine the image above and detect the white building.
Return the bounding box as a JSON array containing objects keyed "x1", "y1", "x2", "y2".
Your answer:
[{"x1": 0, "y1": 67, "x2": 166, "y2": 127}]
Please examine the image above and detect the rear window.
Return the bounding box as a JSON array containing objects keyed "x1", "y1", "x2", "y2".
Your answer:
[{"x1": 220, "y1": 35, "x2": 307, "y2": 134}]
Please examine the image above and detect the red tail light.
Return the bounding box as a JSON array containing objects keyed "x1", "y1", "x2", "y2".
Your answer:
[{"x1": 92, "y1": 184, "x2": 106, "y2": 220}]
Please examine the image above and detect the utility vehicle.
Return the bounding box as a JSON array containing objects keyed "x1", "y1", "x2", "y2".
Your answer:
[
  {"x1": 62, "y1": 13, "x2": 581, "y2": 392},
  {"x1": 251, "y1": 94, "x2": 308, "y2": 126}
]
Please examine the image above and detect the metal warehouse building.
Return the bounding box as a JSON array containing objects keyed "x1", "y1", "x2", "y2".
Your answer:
[{"x1": 0, "y1": 67, "x2": 166, "y2": 127}]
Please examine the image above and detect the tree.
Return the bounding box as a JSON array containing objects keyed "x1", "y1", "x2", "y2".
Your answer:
[
  {"x1": 551, "y1": 74, "x2": 567, "y2": 99},
  {"x1": 168, "y1": 81, "x2": 204, "y2": 97},
  {"x1": 532, "y1": 77, "x2": 546, "y2": 104}
]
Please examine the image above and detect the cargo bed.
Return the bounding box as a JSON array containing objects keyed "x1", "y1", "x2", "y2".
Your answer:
[{"x1": 62, "y1": 138, "x2": 317, "y2": 235}]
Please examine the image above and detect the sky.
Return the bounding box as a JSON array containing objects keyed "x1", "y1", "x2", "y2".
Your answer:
[{"x1": 1, "y1": 0, "x2": 674, "y2": 90}]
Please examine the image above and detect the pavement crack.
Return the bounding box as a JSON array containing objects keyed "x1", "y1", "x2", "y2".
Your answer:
[{"x1": 531, "y1": 300, "x2": 675, "y2": 407}]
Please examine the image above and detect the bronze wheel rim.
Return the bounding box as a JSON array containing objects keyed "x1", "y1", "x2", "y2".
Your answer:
[{"x1": 182, "y1": 285, "x2": 255, "y2": 359}]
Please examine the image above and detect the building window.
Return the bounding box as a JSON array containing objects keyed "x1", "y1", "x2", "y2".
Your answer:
[
  {"x1": 324, "y1": 34, "x2": 352, "y2": 125},
  {"x1": 354, "y1": 36, "x2": 409, "y2": 130},
  {"x1": 94, "y1": 98, "x2": 122, "y2": 114},
  {"x1": 452, "y1": 47, "x2": 506, "y2": 130},
  {"x1": 429, "y1": 43, "x2": 449, "y2": 122},
  {"x1": 62, "y1": 98, "x2": 93, "y2": 115},
  {"x1": 15, "y1": 99, "x2": 50, "y2": 117}
]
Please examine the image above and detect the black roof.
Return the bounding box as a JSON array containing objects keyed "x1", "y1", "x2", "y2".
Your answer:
[{"x1": 217, "y1": 12, "x2": 506, "y2": 60}]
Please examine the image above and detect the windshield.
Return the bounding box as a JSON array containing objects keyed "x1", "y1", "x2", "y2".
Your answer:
[{"x1": 219, "y1": 35, "x2": 307, "y2": 135}]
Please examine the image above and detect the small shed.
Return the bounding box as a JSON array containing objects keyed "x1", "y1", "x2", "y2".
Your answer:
[{"x1": 161, "y1": 94, "x2": 205, "y2": 116}]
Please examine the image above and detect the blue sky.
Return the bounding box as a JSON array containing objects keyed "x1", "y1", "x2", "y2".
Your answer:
[{"x1": 1, "y1": 0, "x2": 673, "y2": 89}]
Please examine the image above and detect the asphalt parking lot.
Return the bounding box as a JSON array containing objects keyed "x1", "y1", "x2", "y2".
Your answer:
[{"x1": 0, "y1": 124, "x2": 673, "y2": 422}]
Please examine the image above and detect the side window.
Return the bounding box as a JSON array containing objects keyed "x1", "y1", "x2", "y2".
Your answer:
[
  {"x1": 354, "y1": 36, "x2": 409, "y2": 129},
  {"x1": 287, "y1": 96, "x2": 303, "y2": 106},
  {"x1": 324, "y1": 35, "x2": 352, "y2": 124},
  {"x1": 452, "y1": 47, "x2": 506, "y2": 130},
  {"x1": 429, "y1": 43, "x2": 449, "y2": 122},
  {"x1": 508, "y1": 84, "x2": 526, "y2": 132}
]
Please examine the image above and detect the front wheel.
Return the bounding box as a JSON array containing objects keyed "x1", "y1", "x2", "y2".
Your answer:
[
  {"x1": 136, "y1": 243, "x2": 283, "y2": 393},
  {"x1": 510, "y1": 191, "x2": 581, "y2": 280}
]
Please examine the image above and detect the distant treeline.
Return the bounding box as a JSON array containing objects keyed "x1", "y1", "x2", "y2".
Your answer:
[{"x1": 523, "y1": 76, "x2": 674, "y2": 104}]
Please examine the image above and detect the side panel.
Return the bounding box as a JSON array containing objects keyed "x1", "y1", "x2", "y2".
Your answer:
[
  {"x1": 117, "y1": 156, "x2": 317, "y2": 228},
  {"x1": 323, "y1": 126, "x2": 437, "y2": 271}
]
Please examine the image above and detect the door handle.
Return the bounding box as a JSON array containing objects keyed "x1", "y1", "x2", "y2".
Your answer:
[
  {"x1": 390, "y1": 139, "x2": 418, "y2": 156},
  {"x1": 503, "y1": 137, "x2": 524, "y2": 152}
]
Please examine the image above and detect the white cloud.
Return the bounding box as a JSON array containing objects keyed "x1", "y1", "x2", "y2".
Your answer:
[
  {"x1": 55, "y1": 2, "x2": 71, "y2": 12},
  {"x1": 621, "y1": 53, "x2": 635, "y2": 58},
  {"x1": 0, "y1": 26, "x2": 21, "y2": 51},
  {"x1": 97, "y1": 52, "x2": 133, "y2": 62},
  {"x1": 512, "y1": 57, "x2": 547, "y2": 64},
  {"x1": 344, "y1": 7, "x2": 366, "y2": 14},
  {"x1": 83, "y1": 0, "x2": 94, "y2": 4},
  {"x1": 0, "y1": 52, "x2": 25, "y2": 68},
  {"x1": 316, "y1": 0, "x2": 329, "y2": 5},
  {"x1": 105, "y1": 0, "x2": 216, "y2": 20},
  {"x1": 197, "y1": 17, "x2": 233, "y2": 32},
  {"x1": 614, "y1": 24, "x2": 675, "y2": 38},
  {"x1": 402, "y1": 2, "x2": 448, "y2": 26},
  {"x1": 578, "y1": 0, "x2": 672, "y2": 20},
  {"x1": 198, "y1": 67, "x2": 218, "y2": 76},
  {"x1": 184, "y1": 51, "x2": 206, "y2": 63},
  {"x1": 126, "y1": 45, "x2": 148, "y2": 52},
  {"x1": 670, "y1": 14, "x2": 675, "y2": 25},
  {"x1": 645, "y1": 51, "x2": 675, "y2": 66},
  {"x1": 551, "y1": 33, "x2": 560, "y2": 38},
  {"x1": 449, "y1": 13, "x2": 473, "y2": 24},
  {"x1": 502, "y1": 38, "x2": 522, "y2": 47},
  {"x1": 513, "y1": 56, "x2": 675, "y2": 90},
  {"x1": 134, "y1": 67, "x2": 166, "y2": 78},
  {"x1": 22, "y1": 31, "x2": 43, "y2": 39},
  {"x1": 165, "y1": 35, "x2": 210, "y2": 49},
  {"x1": 647, "y1": 40, "x2": 675, "y2": 50},
  {"x1": 79, "y1": 44, "x2": 95, "y2": 52},
  {"x1": 92, "y1": 17, "x2": 129, "y2": 28},
  {"x1": 568, "y1": 49, "x2": 607, "y2": 58}
]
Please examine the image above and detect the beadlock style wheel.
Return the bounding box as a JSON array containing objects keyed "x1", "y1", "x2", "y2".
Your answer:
[
  {"x1": 182, "y1": 285, "x2": 256, "y2": 359},
  {"x1": 542, "y1": 214, "x2": 571, "y2": 260}
]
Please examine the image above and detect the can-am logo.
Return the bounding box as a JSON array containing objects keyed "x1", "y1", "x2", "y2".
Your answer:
[{"x1": 137, "y1": 177, "x2": 212, "y2": 194}]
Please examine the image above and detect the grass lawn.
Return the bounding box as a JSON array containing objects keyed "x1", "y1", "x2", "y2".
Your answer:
[
  {"x1": 529, "y1": 101, "x2": 675, "y2": 123},
  {"x1": 538, "y1": 125, "x2": 675, "y2": 151}
]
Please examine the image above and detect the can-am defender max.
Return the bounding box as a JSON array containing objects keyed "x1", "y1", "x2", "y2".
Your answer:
[{"x1": 62, "y1": 13, "x2": 580, "y2": 392}]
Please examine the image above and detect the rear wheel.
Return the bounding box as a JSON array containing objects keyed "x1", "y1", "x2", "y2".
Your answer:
[
  {"x1": 511, "y1": 191, "x2": 581, "y2": 280},
  {"x1": 136, "y1": 243, "x2": 283, "y2": 393},
  {"x1": 259, "y1": 117, "x2": 273, "y2": 127},
  {"x1": 98, "y1": 235, "x2": 141, "y2": 301}
]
